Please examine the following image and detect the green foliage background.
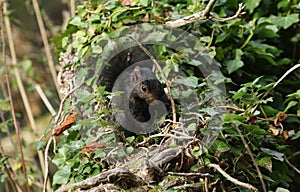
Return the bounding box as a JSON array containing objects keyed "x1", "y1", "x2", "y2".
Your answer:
[{"x1": 50, "y1": 0, "x2": 300, "y2": 191}]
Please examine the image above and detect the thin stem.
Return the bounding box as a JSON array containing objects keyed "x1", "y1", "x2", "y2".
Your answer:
[
  {"x1": 31, "y1": 0, "x2": 61, "y2": 98},
  {"x1": 233, "y1": 124, "x2": 266, "y2": 192},
  {"x1": 3, "y1": 2, "x2": 30, "y2": 191},
  {"x1": 70, "y1": 0, "x2": 76, "y2": 17},
  {"x1": 208, "y1": 164, "x2": 258, "y2": 191},
  {"x1": 3, "y1": 1, "x2": 46, "y2": 190}
]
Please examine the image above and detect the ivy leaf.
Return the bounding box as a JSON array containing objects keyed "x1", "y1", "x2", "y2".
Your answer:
[
  {"x1": 94, "y1": 149, "x2": 106, "y2": 158},
  {"x1": 256, "y1": 156, "x2": 272, "y2": 172},
  {"x1": 225, "y1": 49, "x2": 244, "y2": 74},
  {"x1": 144, "y1": 31, "x2": 167, "y2": 42},
  {"x1": 35, "y1": 141, "x2": 46, "y2": 151},
  {"x1": 175, "y1": 76, "x2": 198, "y2": 88},
  {"x1": 126, "y1": 136, "x2": 135, "y2": 143},
  {"x1": 225, "y1": 59, "x2": 244, "y2": 74},
  {"x1": 216, "y1": 31, "x2": 231, "y2": 43},
  {"x1": 291, "y1": 131, "x2": 300, "y2": 141},
  {"x1": 137, "y1": 0, "x2": 149, "y2": 6},
  {"x1": 52, "y1": 168, "x2": 71, "y2": 185},
  {"x1": 213, "y1": 140, "x2": 230, "y2": 152},
  {"x1": 260, "y1": 148, "x2": 284, "y2": 161},
  {"x1": 275, "y1": 187, "x2": 290, "y2": 192},
  {"x1": 69, "y1": 16, "x2": 88, "y2": 28},
  {"x1": 284, "y1": 101, "x2": 298, "y2": 113},
  {"x1": 243, "y1": 124, "x2": 268, "y2": 135},
  {"x1": 244, "y1": 0, "x2": 262, "y2": 12},
  {"x1": 271, "y1": 14, "x2": 299, "y2": 29},
  {"x1": 222, "y1": 113, "x2": 246, "y2": 122}
]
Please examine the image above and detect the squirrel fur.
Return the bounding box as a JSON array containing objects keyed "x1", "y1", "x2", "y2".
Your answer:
[{"x1": 99, "y1": 46, "x2": 170, "y2": 133}]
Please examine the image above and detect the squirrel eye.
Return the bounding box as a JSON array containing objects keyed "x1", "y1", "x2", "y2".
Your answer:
[{"x1": 141, "y1": 85, "x2": 147, "y2": 92}]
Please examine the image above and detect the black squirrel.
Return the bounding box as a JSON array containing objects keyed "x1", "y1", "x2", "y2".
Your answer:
[{"x1": 98, "y1": 46, "x2": 170, "y2": 134}]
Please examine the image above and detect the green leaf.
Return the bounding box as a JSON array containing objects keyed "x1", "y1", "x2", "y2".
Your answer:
[
  {"x1": 35, "y1": 141, "x2": 46, "y2": 151},
  {"x1": 291, "y1": 131, "x2": 300, "y2": 140},
  {"x1": 138, "y1": 0, "x2": 149, "y2": 6},
  {"x1": 187, "y1": 123, "x2": 197, "y2": 131},
  {"x1": 256, "y1": 156, "x2": 272, "y2": 172},
  {"x1": 52, "y1": 168, "x2": 71, "y2": 185},
  {"x1": 126, "y1": 136, "x2": 135, "y2": 144},
  {"x1": 76, "y1": 89, "x2": 94, "y2": 102},
  {"x1": 277, "y1": 0, "x2": 289, "y2": 9},
  {"x1": 94, "y1": 149, "x2": 106, "y2": 158},
  {"x1": 260, "y1": 148, "x2": 284, "y2": 161},
  {"x1": 192, "y1": 146, "x2": 203, "y2": 157},
  {"x1": 284, "y1": 101, "x2": 298, "y2": 112},
  {"x1": 231, "y1": 87, "x2": 247, "y2": 100},
  {"x1": 0, "y1": 99, "x2": 10, "y2": 111},
  {"x1": 216, "y1": 31, "x2": 231, "y2": 43},
  {"x1": 261, "y1": 105, "x2": 279, "y2": 116},
  {"x1": 222, "y1": 113, "x2": 246, "y2": 122},
  {"x1": 126, "y1": 146, "x2": 134, "y2": 154},
  {"x1": 69, "y1": 16, "x2": 88, "y2": 28},
  {"x1": 275, "y1": 187, "x2": 290, "y2": 192},
  {"x1": 213, "y1": 140, "x2": 230, "y2": 152},
  {"x1": 243, "y1": 124, "x2": 268, "y2": 135},
  {"x1": 225, "y1": 49, "x2": 244, "y2": 74},
  {"x1": 144, "y1": 31, "x2": 167, "y2": 42},
  {"x1": 175, "y1": 76, "x2": 198, "y2": 88},
  {"x1": 225, "y1": 59, "x2": 244, "y2": 74},
  {"x1": 190, "y1": 163, "x2": 201, "y2": 172},
  {"x1": 271, "y1": 14, "x2": 299, "y2": 29},
  {"x1": 244, "y1": 0, "x2": 262, "y2": 12},
  {"x1": 255, "y1": 23, "x2": 279, "y2": 38}
]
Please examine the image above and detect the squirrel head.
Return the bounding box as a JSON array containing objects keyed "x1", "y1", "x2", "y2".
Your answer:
[{"x1": 130, "y1": 66, "x2": 164, "y2": 103}]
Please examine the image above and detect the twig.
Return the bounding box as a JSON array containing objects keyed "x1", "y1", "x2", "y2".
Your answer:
[
  {"x1": 262, "y1": 64, "x2": 300, "y2": 99},
  {"x1": 165, "y1": 0, "x2": 216, "y2": 27},
  {"x1": 168, "y1": 172, "x2": 212, "y2": 177},
  {"x1": 252, "y1": 64, "x2": 300, "y2": 113},
  {"x1": 233, "y1": 124, "x2": 266, "y2": 192},
  {"x1": 3, "y1": 2, "x2": 31, "y2": 191},
  {"x1": 209, "y1": 3, "x2": 246, "y2": 22},
  {"x1": 165, "y1": 0, "x2": 245, "y2": 28},
  {"x1": 70, "y1": 0, "x2": 76, "y2": 17},
  {"x1": 4, "y1": 1, "x2": 48, "y2": 190},
  {"x1": 202, "y1": 0, "x2": 217, "y2": 16},
  {"x1": 31, "y1": 0, "x2": 60, "y2": 98},
  {"x1": 208, "y1": 164, "x2": 258, "y2": 191},
  {"x1": 43, "y1": 136, "x2": 54, "y2": 192},
  {"x1": 288, "y1": 151, "x2": 300, "y2": 160},
  {"x1": 129, "y1": 36, "x2": 177, "y2": 123},
  {"x1": 284, "y1": 155, "x2": 300, "y2": 175},
  {"x1": 173, "y1": 183, "x2": 202, "y2": 190},
  {"x1": 0, "y1": 144, "x2": 18, "y2": 192},
  {"x1": 55, "y1": 167, "x2": 146, "y2": 192},
  {"x1": 0, "y1": 3, "x2": 19, "y2": 190},
  {"x1": 35, "y1": 84, "x2": 56, "y2": 116},
  {"x1": 54, "y1": 82, "x2": 83, "y2": 124}
]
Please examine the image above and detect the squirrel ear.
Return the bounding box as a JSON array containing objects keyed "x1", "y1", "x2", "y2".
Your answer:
[{"x1": 132, "y1": 66, "x2": 141, "y2": 82}]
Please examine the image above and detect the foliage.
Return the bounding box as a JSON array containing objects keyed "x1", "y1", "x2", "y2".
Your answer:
[{"x1": 51, "y1": 0, "x2": 300, "y2": 191}]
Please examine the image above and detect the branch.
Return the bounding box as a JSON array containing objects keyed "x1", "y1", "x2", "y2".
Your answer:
[
  {"x1": 209, "y1": 3, "x2": 246, "y2": 22},
  {"x1": 252, "y1": 64, "x2": 300, "y2": 113},
  {"x1": 165, "y1": 1, "x2": 246, "y2": 28},
  {"x1": 166, "y1": 0, "x2": 216, "y2": 28},
  {"x1": 31, "y1": 0, "x2": 61, "y2": 98},
  {"x1": 168, "y1": 172, "x2": 212, "y2": 177},
  {"x1": 208, "y1": 164, "x2": 258, "y2": 191},
  {"x1": 233, "y1": 124, "x2": 266, "y2": 192},
  {"x1": 284, "y1": 155, "x2": 300, "y2": 175},
  {"x1": 55, "y1": 168, "x2": 146, "y2": 192}
]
